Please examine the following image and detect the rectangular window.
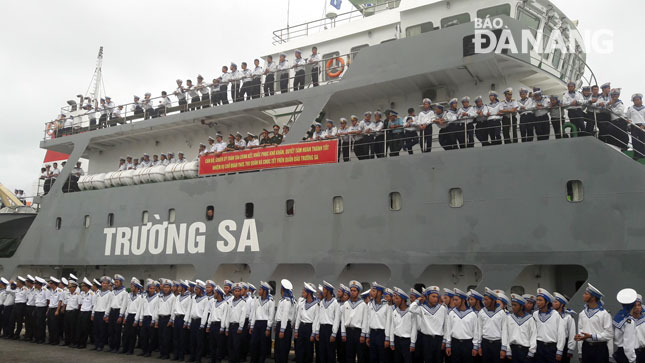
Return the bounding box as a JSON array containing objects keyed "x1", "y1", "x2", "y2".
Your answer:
[
  {"x1": 477, "y1": 4, "x2": 511, "y2": 20},
  {"x1": 389, "y1": 192, "x2": 401, "y2": 211},
  {"x1": 206, "y1": 206, "x2": 214, "y2": 221},
  {"x1": 517, "y1": 8, "x2": 540, "y2": 37},
  {"x1": 107, "y1": 213, "x2": 114, "y2": 227},
  {"x1": 449, "y1": 188, "x2": 464, "y2": 208},
  {"x1": 333, "y1": 196, "x2": 344, "y2": 214},
  {"x1": 142, "y1": 211, "x2": 148, "y2": 225},
  {"x1": 169, "y1": 208, "x2": 176, "y2": 223},
  {"x1": 286, "y1": 199, "x2": 295, "y2": 216},
  {"x1": 84, "y1": 215, "x2": 90, "y2": 229},
  {"x1": 245, "y1": 203, "x2": 254, "y2": 219},
  {"x1": 441, "y1": 13, "x2": 471, "y2": 28},
  {"x1": 567, "y1": 180, "x2": 583, "y2": 202},
  {"x1": 405, "y1": 21, "x2": 435, "y2": 37},
  {"x1": 55, "y1": 217, "x2": 61, "y2": 230},
  {"x1": 552, "y1": 49, "x2": 562, "y2": 68}
]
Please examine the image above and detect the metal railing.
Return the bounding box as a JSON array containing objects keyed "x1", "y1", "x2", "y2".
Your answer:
[
  {"x1": 44, "y1": 53, "x2": 356, "y2": 141},
  {"x1": 272, "y1": 0, "x2": 401, "y2": 45}
]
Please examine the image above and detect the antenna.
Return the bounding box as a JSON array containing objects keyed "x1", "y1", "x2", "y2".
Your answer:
[{"x1": 86, "y1": 46, "x2": 104, "y2": 109}]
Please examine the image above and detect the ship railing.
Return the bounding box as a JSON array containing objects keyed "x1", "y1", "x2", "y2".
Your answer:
[
  {"x1": 43, "y1": 52, "x2": 359, "y2": 142},
  {"x1": 271, "y1": 0, "x2": 401, "y2": 45}
]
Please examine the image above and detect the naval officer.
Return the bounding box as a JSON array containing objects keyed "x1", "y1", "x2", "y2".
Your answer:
[
  {"x1": 278, "y1": 53, "x2": 290, "y2": 94},
  {"x1": 293, "y1": 50, "x2": 307, "y2": 90},
  {"x1": 77, "y1": 278, "x2": 94, "y2": 349},
  {"x1": 574, "y1": 283, "x2": 612, "y2": 363},
  {"x1": 309, "y1": 47, "x2": 321, "y2": 87},
  {"x1": 46, "y1": 277, "x2": 63, "y2": 345},
  {"x1": 63, "y1": 279, "x2": 80, "y2": 347}
]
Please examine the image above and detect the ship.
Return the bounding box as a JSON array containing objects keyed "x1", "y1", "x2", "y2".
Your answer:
[{"x1": 4, "y1": 0, "x2": 643, "y2": 313}]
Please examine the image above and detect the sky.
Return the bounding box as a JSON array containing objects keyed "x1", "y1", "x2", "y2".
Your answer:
[{"x1": 0, "y1": 0, "x2": 642, "y2": 195}]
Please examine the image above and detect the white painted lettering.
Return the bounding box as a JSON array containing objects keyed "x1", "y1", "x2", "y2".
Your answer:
[{"x1": 217, "y1": 220, "x2": 237, "y2": 253}]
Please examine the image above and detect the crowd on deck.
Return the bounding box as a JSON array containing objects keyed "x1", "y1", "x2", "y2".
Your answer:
[{"x1": 0, "y1": 274, "x2": 643, "y2": 363}]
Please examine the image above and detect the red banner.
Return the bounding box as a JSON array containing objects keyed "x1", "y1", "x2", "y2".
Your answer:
[
  {"x1": 43, "y1": 150, "x2": 70, "y2": 163},
  {"x1": 199, "y1": 140, "x2": 338, "y2": 176}
]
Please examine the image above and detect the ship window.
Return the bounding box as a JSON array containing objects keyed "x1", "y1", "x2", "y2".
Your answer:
[
  {"x1": 350, "y1": 44, "x2": 369, "y2": 61},
  {"x1": 55, "y1": 217, "x2": 61, "y2": 230},
  {"x1": 169, "y1": 208, "x2": 176, "y2": 223},
  {"x1": 566, "y1": 180, "x2": 583, "y2": 202},
  {"x1": 441, "y1": 13, "x2": 471, "y2": 28},
  {"x1": 142, "y1": 211, "x2": 149, "y2": 225},
  {"x1": 286, "y1": 199, "x2": 295, "y2": 216},
  {"x1": 206, "y1": 206, "x2": 214, "y2": 221},
  {"x1": 389, "y1": 192, "x2": 401, "y2": 211},
  {"x1": 332, "y1": 196, "x2": 344, "y2": 214},
  {"x1": 552, "y1": 49, "x2": 562, "y2": 68},
  {"x1": 322, "y1": 51, "x2": 340, "y2": 82},
  {"x1": 84, "y1": 215, "x2": 90, "y2": 229},
  {"x1": 405, "y1": 21, "x2": 435, "y2": 37},
  {"x1": 517, "y1": 8, "x2": 540, "y2": 37},
  {"x1": 449, "y1": 188, "x2": 464, "y2": 208},
  {"x1": 477, "y1": 4, "x2": 511, "y2": 20},
  {"x1": 245, "y1": 203, "x2": 254, "y2": 219},
  {"x1": 511, "y1": 286, "x2": 525, "y2": 295},
  {"x1": 107, "y1": 213, "x2": 114, "y2": 227}
]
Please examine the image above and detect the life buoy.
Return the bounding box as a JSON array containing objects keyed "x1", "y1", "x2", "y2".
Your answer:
[
  {"x1": 562, "y1": 122, "x2": 579, "y2": 137},
  {"x1": 326, "y1": 57, "x2": 345, "y2": 78}
]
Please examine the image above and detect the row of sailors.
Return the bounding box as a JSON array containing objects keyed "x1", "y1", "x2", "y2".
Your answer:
[
  {"x1": 199, "y1": 125, "x2": 290, "y2": 157},
  {"x1": 1, "y1": 275, "x2": 643, "y2": 363},
  {"x1": 116, "y1": 152, "x2": 188, "y2": 171},
  {"x1": 56, "y1": 47, "x2": 325, "y2": 129},
  {"x1": 40, "y1": 162, "x2": 85, "y2": 180}
]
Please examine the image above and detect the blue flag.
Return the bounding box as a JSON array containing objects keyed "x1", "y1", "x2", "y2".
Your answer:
[{"x1": 330, "y1": 0, "x2": 342, "y2": 10}]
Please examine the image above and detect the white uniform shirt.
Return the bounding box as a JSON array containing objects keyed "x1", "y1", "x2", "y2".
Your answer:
[
  {"x1": 608, "y1": 100, "x2": 625, "y2": 120},
  {"x1": 309, "y1": 53, "x2": 321, "y2": 67},
  {"x1": 241, "y1": 68, "x2": 253, "y2": 82},
  {"x1": 34, "y1": 287, "x2": 48, "y2": 307},
  {"x1": 196, "y1": 82, "x2": 209, "y2": 95},
  {"x1": 3, "y1": 287, "x2": 16, "y2": 306},
  {"x1": 124, "y1": 292, "x2": 142, "y2": 316},
  {"x1": 157, "y1": 293, "x2": 176, "y2": 317},
  {"x1": 322, "y1": 127, "x2": 337, "y2": 138},
  {"x1": 79, "y1": 291, "x2": 95, "y2": 312},
  {"x1": 250, "y1": 296, "x2": 275, "y2": 330},
  {"x1": 533, "y1": 309, "x2": 566, "y2": 355},
  {"x1": 416, "y1": 110, "x2": 436, "y2": 127},
  {"x1": 137, "y1": 293, "x2": 160, "y2": 324},
  {"x1": 502, "y1": 312, "x2": 537, "y2": 355},
  {"x1": 188, "y1": 294, "x2": 210, "y2": 327},
  {"x1": 27, "y1": 287, "x2": 37, "y2": 306},
  {"x1": 252, "y1": 66, "x2": 264, "y2": 79},
  {"x1": 626, "y1": 105, "x2": 645, "y2": 125},
  {"x1": 614, "y1": 313, "x2": 638, "y2": 363},
  {"x1": 315, "y1": 298, "x2": 341, "y2": 337},
  {"x1": 207, "y1": 298, "x2": 230, "y2": 330},
  {"x1": 172, "y1": 292, "x2": 192, "y2": 322},
  {"x1": 341, "y1": 299, "x2": 367, "y2": 337},
  {"x1": 445, "y1": 308, "x2": 482, "y2": 350},
  {"x1": 278, "y1": 60, "x2": 290, "y2": 71},
  {"x1": 210, "y1": 141, "x2": 228, "y2": 153},
  {"x1": 235, "y1": 139, "x2": 247, "y2": 149},
  {"x1": 266, "y1": 62, "x2": 278, "y2": 74},
  {"x1": 92, "y1": 289, "x2": 113, "y2": 316},
  {"x1": 46, "y1": 288, "x2": 63, "y2": 309},
  {"x1": 479, "y1": 306, "x2": 506, "y2": 341},
  {"x1": 175, "y1": 86, "x2": 186, "y2": 100},
  {"x1": 409, "y1": 301, "x2": 448, "y2": 337},
  {"x1": 293, "y1": 57, "x2": 306, "y2": 71},
  {"x1": 560, "y1": 311, "x2": 577, "y2": 353},
  {"x1": 15, "y1": 286, "x2": 29, "y2": 303},
  {"x1": 534, "y1": 98, "x2": 550, "y2": 117},
  {"x1": 518, "y1": 97, "x2": 536, "y2": 114},
  {"x1": 275, "y1": 297, "x2": 296, "y2": 333},
  {"x1": 221, "y1": 72, "x2": 231, "y2": 84},
  {"x1": 457, "y1": 107, "x2": 477, "y2": 123},
  {"x1": 295, "y1": 299, "x2": 319, "y2": 338},
  {"x1": 110, "y1": 287, "x2": 129, "y2": 317},
  {"x1": 228, "y1": 298, "x2": 248, "y2": 328},
  {"x1": 65, "y1": 290, "x2": 81, "y2": 310},
  {"x1": 390, "y1": 307, "x2": 418, "y2": 347},
  {"x1": 247, "y1": 139, "x2": 260, "y2": 147},
  {"x1": 488, "y1": 101, "x2": 503, "y2": 120},
  {"x1": 576, "y1": 305, "x2": 612, "y2": 355},
  {"x1": 562, "y1": 91, "x2": 584, "y2": 109},
  {"x1": 186, "y1": 85, "x2": 198, "y2": 98},
  {"x1": 636, "y1": 315, "x2": 645, "y2": 349},
  {"x1": 363, "y1": 299, "x2": 391, "y2": 339}
]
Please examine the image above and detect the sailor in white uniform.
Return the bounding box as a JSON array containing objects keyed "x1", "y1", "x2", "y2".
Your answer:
[
  {"x1": 522, "y1": 294, "x2": 537, "y2": 314},
  {"x1": 46, "y1": 277, "x2": 63, "y2": 345},
  {"x1": 187, "y1": 280, "x2": 208, "y2": 361},
  {"x1": 533, "y1": 288, "x2": 566, "y2": 362},
  {"x1": 251, "y1": 59, "x2": 264, "y2": 99},
  {"x1": 552, "y1": 292, "x2": 576, "y2": 362},
  {"x1": 486, "y1": 91, "x2": 504, "y2": 145},
  {"x1": 174, "y1": 79, "x2": 187, "y2": 112},
  {"x1": 227, "y1": 282, "x2": 248, "y2": 363},
  {"x1": 9, "y1": 276, "x2": 28, "y2": 340},
  {"x1": 234, "y1": 132, "x2": 247, "y2": 150},
  {"x1": 90, "y1": 276, "x2": 112, "y2": 350},
  {"x1": 186, "y1": 79, "x2": 200, "y2": 110},
  {"x1": 502, "y1": 294, "x2": 537, "y2": 361},
  {"x1": 229, "y1": 63, "x2": 242, "y2": 102},
  {"x1": 499, "y1": 87, "x2": 519, "y2": 144},
  {"x1": 139, "y1": 154, "x2": 152, "y2": 168},
  {"x1": 613, "y1": 288, "x2": 639, "y2": 363},
  {"x1": 249, "y1": 281, "x2": 275, "y2": 363},
  {"x1": 76, "y1": 278, "x2": 94, "y2": 348},
  {"x1": 316, "y1": 281, "x2": 341, "y2": 363},
  {"x1": 574, "y1": 283, "x2": 612, "y2": 362},
  {"x1": 634, "y1": 294, "x2": 645, "y2": 363},
  {"x1": 322, "y1": 120, "x2": 338, "y2": 139},
  {"x1": 517, "y1": 87, "x2": 536, "y2": 142},
  {"x1": 341, "y1": 280, "x2": 368, "y2": 363},
  {"x1": 206, "y1": 284, "x2": 229, "y2": 363},
  {"x1": 295, "y1": 282, "x2": 319, "y2": 363},
  {"x1": 408, "y1": 286, "x2": 448, "y2": 363},
  {"x1": 218, "y1": 66, "x2": 231, "y2": 105},
  {"x1": 363, "y1": 281, "x2": 391, "y2": 363},
  {"x1": 416, "y1": 99, "x2": 435, "y2": 152},
  {"x1": 137, "y1": 279, "x2": 160, "y2": 357},
  {"x1": 278, "y1": 54, "x2": 290, "y2": 94},
  {"x1": 121, "y1": 278, "x2": 143, "y2": 355},
  {"x1": 211, "y1": 134, "x2": 228, "y2": 156},
  {"x1": 275, "y1": 279, "x2": 296, "y2": 363},
  {"x1": 24, "y1": 275, "x2": 37, "y2": 342},
  {"x1": 176, "y1": 152, "x2": 187, "y2": 164},
  {"x1": 445, "y1": 288, "x2": 481, "y2": 362},
  {"x1": 169, "y1": 280, "x2": 191, "y2": 360},
  {"x1": 389, "y1": 287, "x2": 417, "y2": 363},
  {"x1": 63, "y1": 280, "x2": 80, "y2": 347},
  {"x1": 156, "y1": 279, "x2": 176, "y2": 359},
  {"x1": 626, "y1": 93, "x2": 645, "y2": 159},
  {"x1": 308, "y1": 46, "x2": 322, "y2": 87},
  {"x1": 239, "y1": 62, "x2": 253, "y2": 101},
  {"x1": 264, "y1": 55, "x2": 278, "y2": 97},
  {"x1": 478, "y1": 287, "x2": 506, "y2": 361},
  {"x1": 247, "y1": 133, "x2": 260, "y2": 148},
  {"x1": 293, "y1": 49, "x2": 307, "y2": 90},
  {"x1": 196, "y1": 74, "x2": 210, "y2": 108}
]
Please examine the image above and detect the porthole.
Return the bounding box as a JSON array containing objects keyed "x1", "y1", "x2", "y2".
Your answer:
[
  {"x1": 449, "y1": 188, "x2": 463, "y2": 208},
  {"x1": 142, "y1": 211, "x2": 149, "y2": 224},
  {"x1": 566, "y1": 180, "x2": 583, "y2": 202},
  {"x1": 245, "y1": 203, "x2": 254, "y2": 219},
  {"x1": 206, "y1": 206, "x2": 214, "y2": 221},
  {"x1": 286, "y1": 199, "x2": 295, "y2": 216},
  {"x1": 333, "y1": 196, "x2": 344, "y2": 214},
  {"x1": 84, "y1": 215, "x2": 90, "y2": 229},
  {"x1": 169, "y1": 208, "x2": 176, "y2": 223},
  {"x1": 55, "y1": 217, "x2": 61, "y2": 230},
  {"x1": 389, "y1": 192, "x2": 401, "y2": 211},
  {"x1": 107, "y1": 213, "x2": 114, "y2": 227}
]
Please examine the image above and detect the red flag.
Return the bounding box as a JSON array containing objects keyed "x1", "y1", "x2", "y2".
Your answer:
[{"x1": 43, "y1": 150, "x2": 70, "y2": 163}]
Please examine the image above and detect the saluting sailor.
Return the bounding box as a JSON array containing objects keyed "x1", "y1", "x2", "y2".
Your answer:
[
  {"x1": 613, "y1": 288, "x2": 639, "y2": 363},
  {"x1": 574, "y1": 283, "x2": 612, "y2": 362},
  {"x1": 408, "y1": 286, "x2": 448, "y2": 363},
  {"x1": 275, "y1": 280, "x2": 296, "y2": 363},
  {"x1": 445, "y1": 288, "x2": 481, "y2": 363},
  {"x1": 296, "y1": 282, "x2": 319, "y2": 363},
  {"x1": 533, "y1": 288, "x2": 566, "y2": 362},
  {"x1": 249, "y1": 281, "x2": 275, "y2": 363},
  {"x1": 501, "y1": 294, "x2": 537, "y2": 361},
  {"x1": 121, "y1": 278, "x2": 142, "y2": 355}
]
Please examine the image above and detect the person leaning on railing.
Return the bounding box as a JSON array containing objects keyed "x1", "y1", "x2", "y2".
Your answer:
[
  {"x1": 626, "y1": 93, "x2": 645, "y2": 160},
  {"x1": 517, "y1": 88, "x2": 536, "y2": 142},
  {"x1": 606, "y1": 88, "x2": 628, "y2": 151},
  {"x1": 337, "y1": 118, "x2": 351, "y2": 162},
  {"x1": 592, "y1": 83, "x2": 612, "y2": 143},
  {"x1": 561, "y1": 81, "x2": 586, "y2": 137}
]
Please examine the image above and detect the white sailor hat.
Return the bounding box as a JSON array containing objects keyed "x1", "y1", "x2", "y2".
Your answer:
[
  {"x1": 247, "y1": 283, "x2": 256, "y2": 292},
  {"x1": 259, "y1": 281, "x2": 271, "y2": 292},
  {"x1": 511, "y1": 293, "x2": 526, "y2": 305},
  {"x1": 393, "y1": 287, "x2": 409, "y2": 301},
  {"x1": 360, "y1": 290, "x2": 370, "y2": 298},
  {"x1": 144, "y1": 92, "x2": 151, "y2": 97},
  {"x1": 178, "y1": 151, "x2": 184, "y2": 155},
  {"x1": 322, "y1": 280, "x2": 334, "y2": 292},
  {"x1": 582, "y1": 86, "x2": 591, "y2": 91},
  {"x1": 0, "y1": 277, "x2": 9, "y2": 285},
  {"x1": 233, "y1": 282, "x2": 243, "y2": 291},
  {"x1": 519, "y1": 87, "x2": 529, "y2": 94},
  {"x1": 585, "y1": 283, "x2": 604, "y2": 300},
  {"x1": 453, "y1": 288, "x2": 468, "y2": 300},
  {"x1": 469, "y1": 289, "x2": 484, "y2": 302},
  {"x1": 449, "y1": 98, "x2": 458, "y2": 105},
  {"x1": 617, "y1": 288, "x2": 638, "y2": 305},
  {"x1": 497, "y1": 292, "x2": 510, "y2": 306},
  {"x1": 339, "y1": 284, "x2": 350, "y2": 295},
  {"x1": 522, "y1": 294, "x2": 536, "y2": 303},
  {"x1": 208, "y1": 136, "x2": 215, "y2": 141},
  {"x1": 349, "y1": 280, "x2": 362, "y2": 291},
  {"x1": 188, "y1": 280, "x2": 196, "y2": 288},
  {"x1": 281, "y1": 279, "x2": 293, "y2": 290},
  {"x1": 100, "y1": 275, "x2": 111, "y2": 283},
  {"x1": 69, "y1": 273, "x2": 77, "y2": 281},
  {"x1": 295, "y1": 49, "x2": 302, "y2": 54},
  {"x1": 312, "y1": 121, "x2": 322, "y2": 127},
  {"x1": 503, "y1": 87, "x2": 513, "y2": 94},
  {"x1": 601, "y1": 82, "x2": 611, "y2": 89},
  {"x1": 114, "y1": 274, "x2": 124, "y2": 282},
  {"x1": 371, "y1": 282, "x2": 385, "y2": 292},
  {"x1": 167, "y1": 151, "x2": 174, "y2": 155},
  {"x1": 18, "y1": 276, "x2": 26, "y2": 283},
  {"x1": 610, "y1": 88, "x2": 621, "y2": 96},
  {"x1": 126, "y1": 155, "x2": 133, "y2": 159},
  {"x1": 304, "y1": 282, "x2": 317, "y2": 294},
  {"x1": 215, "y1": 285, "x2": 225, "y2": 296},
  {"x1": 80, "y1": 277, "x2": 91, "y2": 286},
  {"x1": 160, "y1": 153, "x2": 167, "y2": 157},
  {"x1": 142, "y1": 153, "x2": 149, "y2": 157},
  {"x1": 37, "y1": 277, "x2": 47, "y2": 285},
  {"x1": 230, "y1": 62, "x2": 237, "y2": 67},
  {"x1": 279, "y1": 53, "x2": 287, "y2": 58},
  {"x1": 533, "y1": 90, "x2": 543, "y2": 97},
  {"x1": 434, "y1": 104, "x2": 444, "y2": 111},
  {"x1": 27, "y1": 274, "x2": 35, "y2": 283},
  {"x1": 69, "y1": 280, "x2": 79, "y2": 287},
  {"x1": 247, "y1": 132, "x2": 256, "y2": 137},
  {"x1": 92, "y1": 278, "x2": 100, "y2": 286},
  {"x1": 240, "y1": 282, "x2": 249, "y2": 290},
  {"x1": 461, "y1": 96, "x2": 470, "y2": 103},
  {"x1": 349, "y1": 115, "x2": 358, "y2": 121},
  {"x1": 339, "y1": 117, "x2": 348, "y2": 123},
  {"x1": 422, "y1": 98, "x2": 432, "y2": 105},
  {"x1": 154, "y1": 280, "x2": 161, "y2": 287},
  {"x1": 484, "y1": 287, "x2": 498, "y2": 300},
  {"x1": 637, "y1": 294, "x2": 643, "y2": 303},
  {"x1": 61, "y1": 277, "x2": 68, "y2": 285},
  {"x1": 224, "y1": 280, "x2": 233, "y2": 287},
  {"x1": 443, "y1": 288, "x2": 455, "y2": 297},
  {"x1": 632, "y1": 93, "x2": 643, "y2": 101},
  {"x1": 195, "y1": 280, "x2": 206, "y2": 291},
  {"x1": 205, "y1": 279, "x2": 215, "y2": 288},
  {"x1": 176, "y1": 79, "x2": 182, "y2": 83},
  {"x1": 537, "y1": 288, "x2": 554, "y2": 303},
  {"x1": 409, "y1": 288, "x2": 422, "y2": 298},
  {"x1": 176, "y1": 280, "x2": 187, "y2": 289},
  {"x1": 422, "y1": 286, "x2": 440, "y2": 296},
  {"x1": 131, "y1": 278, "x2": 143, "y2": 289},
  {"x1": 326, "y1": 119, "x2": 334, "y2": 125},
  {"x1": 489, "y1": 90, "x2": 498, "y2": 97},
  {"x1": 197, "y1": 74, "x2": 204, "y2": 79},
  {"x1": 49, "y1": 276, "x2": 60, "y2": 284},
  {"x1": 119, "y1": 157, "x2": 125, "y2": 161},
  {"x1": 554, "y1": 292, "x2": 568, "y2": 305},
  {"x1": 567, "y1": 81, "x2": 576, "y2": 87},
  {"x1": 364, "y1": 111, "x2": 373, "y2": 116},
  {"x1": 474, "y1": 96, "x2": 483, "y2": 102},
  {"x1": 199, "y1": 143, "x2": 206, "y2": 147},
  {"x1": 100, "y1": 98, "x2": 105, "y2": 102},
  {"x1": 384, "y1": 288, "x2": 393, "y2": 297}
]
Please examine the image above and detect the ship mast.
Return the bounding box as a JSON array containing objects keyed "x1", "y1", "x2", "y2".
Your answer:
[{"x1": 86, "y1": 46, "x2": 104, "y2": 109}]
